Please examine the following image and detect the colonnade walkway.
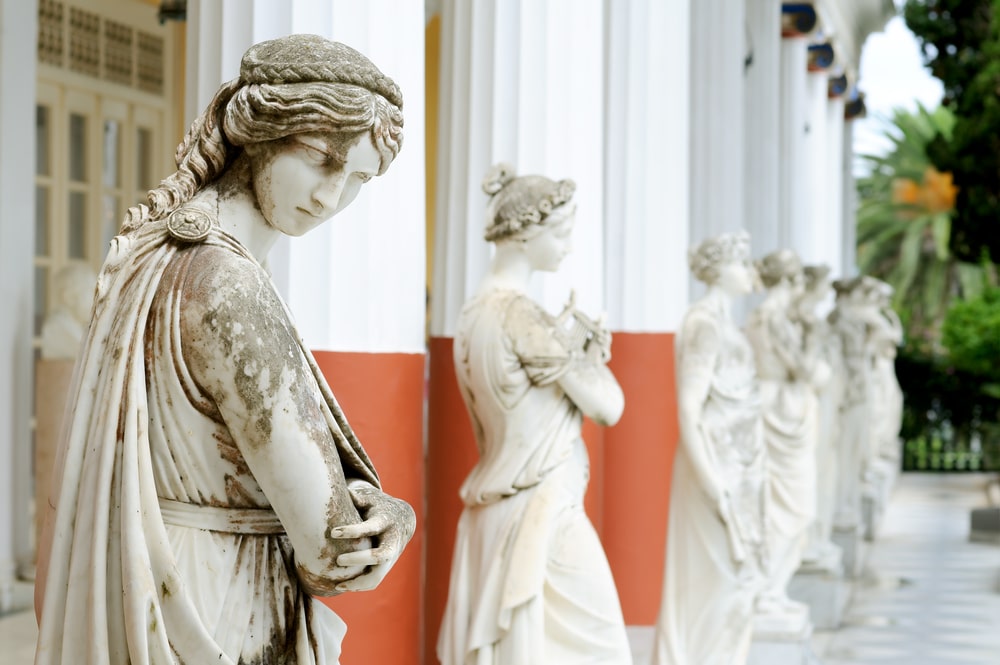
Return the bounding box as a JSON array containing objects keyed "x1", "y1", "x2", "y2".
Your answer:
[
  {"x1": 816, "y1": 472, "x2": 1000, "y2": 665},
  {"x1": 2, "y1": 473, "x2": 998, "y2": 664},
  {"x1": 629, "y1": 472, "x2": 1000, "y2": 665}
]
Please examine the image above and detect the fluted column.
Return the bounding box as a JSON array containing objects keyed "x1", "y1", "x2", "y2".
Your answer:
[
  {"x1": 425, "y1": 1, "x2": 606, "y2": 660},
  {"x1": 744, "y1": 0, "x2": 783, "y2": 258},
  {"x1": 0, "y1": 0, "x2": 37, "y2": 611},
  {"x1": 602, "y1": 0, "x2": 690, "y2": 625},
  {"x1": 796, "y1": 68, "x2": 830, "y2": 264},
  {"x1": 841, "y1": 96, "x2": 864, "y2": 277},
  {"x1": 825, "y1": 92, "x2": 847, "y2": 276},
  {"x1": 779, "y1": 37, "x2": 809, "y2": 251},
  {"x1": 689, "y1": 0, "x2": 746, "y2": 256},
  {"x1": 185, "y1": 3, "x2": 425, "y2": 662}
]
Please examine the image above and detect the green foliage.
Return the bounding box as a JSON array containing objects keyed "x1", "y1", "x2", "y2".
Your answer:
[
  {"x1": 941, "y1": 286, "x2": 1000, "y2": 379},
  {"x1": 856, "y1": 104, "x2": 987, "y2": 353},
  {"x1": 898, "y1": 349, "x2": 1000, "y2": 471},
  {"x1": 905, "y1": 0, "x2": 1000, "y2": 262}
]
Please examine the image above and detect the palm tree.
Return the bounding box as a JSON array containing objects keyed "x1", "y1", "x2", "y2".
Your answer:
[{"x1": 856, "y1": 103, "x2": 989, "y2": 355}]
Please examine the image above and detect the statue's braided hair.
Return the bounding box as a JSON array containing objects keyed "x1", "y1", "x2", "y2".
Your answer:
[{"x1": 123, "y1": 35, "x2": 403, "y2": 231}]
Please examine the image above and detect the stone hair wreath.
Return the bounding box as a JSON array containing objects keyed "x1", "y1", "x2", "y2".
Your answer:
[
  {"x1": 240, "y1": 35, "x2": 403, "y2": 108},
  {"x1": 481, "y1": 162, "x2": 576, "y2": 242}
]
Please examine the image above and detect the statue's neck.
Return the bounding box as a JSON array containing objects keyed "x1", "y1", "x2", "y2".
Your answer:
[
  {"x1": 206, "y1": 158, "x2": 280, "y2": 262},
  {"x1": 480, "y1": 242, "x2": 533, "y2": 293},
  {"x1": 702, "y1": 285, "x2": 735, "y2": 323}
]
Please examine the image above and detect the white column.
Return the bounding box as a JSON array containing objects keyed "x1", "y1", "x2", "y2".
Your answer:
[
  {"x1": 744, "y1": 0, "x2": 782, "y2": 260},
  {"x1": 779, "y1": 37, "x2": 809, "y2": 251},
  {"x1": 688, "y1": 0, "x2": 746, "y2": 303},
  {"x1": 798, "y1": 70, "x2": 829, "y2": 264},
  {"x1": 431, "y1": 0, "x2": 605, "y2": 336},
  {"x1": 0, "y1": 0, "x2": 37, "y2": 608},
  {"x1": 825, "y1": 95, "x2": 846, "y2": 276},
  {"x1": 186, "y1": 0, "x2": 426, "y2": 353},
  {"x1": 604, "y1": 0, "x2": 689, "y2": 332},
  {"x1": 842, "y1": 118, "x2": 858, "y2": 276}
]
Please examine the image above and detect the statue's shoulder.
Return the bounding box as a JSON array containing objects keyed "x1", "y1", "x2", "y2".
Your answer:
[
  {"x1": 683, "y1": 303, "x2": 721, "y2": 333},
  {"x1": 503, "y1": 292, "x2": 557, "y2": 334}
]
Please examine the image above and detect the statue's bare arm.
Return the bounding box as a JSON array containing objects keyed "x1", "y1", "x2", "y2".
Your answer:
[{"x1": 179, "y1": 245, "x2": 371, "y2": 595}]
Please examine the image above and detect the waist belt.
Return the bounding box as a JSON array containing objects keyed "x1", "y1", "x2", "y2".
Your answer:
[{"x1": 158, "y1": 497, "x2": 286, "y2": 535}]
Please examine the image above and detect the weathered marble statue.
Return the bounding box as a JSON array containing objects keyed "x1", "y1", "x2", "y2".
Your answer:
[
  {"x1": 828, "y1": 276, "x2": 878, "y2": 530},
  {"x1": 793, "y1": 264, "x2": 842, "y2": 563},
  {"x1": 34, "y1": 35, "x2": 416, "y2": 665},
  {"x1": 868, "y1": 280, "x2": 904, "y2": 469},
  {"x1": 438, "y1": 164, "x2": 630, "y2": 665},
  {"x1": 40, "y1": 264, "x2": 97, "y2": 360},
  {"x1": 652, "y1": 231, "x2": 767, "y2": 665},
  {"x1": 744, "y1": 249, "x2": 816, "y2": 624}
]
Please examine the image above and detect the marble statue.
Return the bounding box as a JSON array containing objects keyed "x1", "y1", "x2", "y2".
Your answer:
[
  {"x1": 828, "y1": 276, "x2": 878, "y2": 531},
  {"x1": 651, "y1": 230, "x2": 768, "y2": 665},
  {"x1": 868, "y1": 280, "x2": 904, "y2": 468},
  {"x1": 793, "y1": 264, "x2": 842, "y2": 564},
  {"x1": 40, "y1": 264, "x2": 97, "y2": 360},
  {"x1": 438, "y1": 164, "x2": 631, "y2": 665},
  {"x1": 855, "y1": 278, "x2": 904, "y2": 534},
  {"x1": 744, "y1": 249, "x2": 816, "y2": 625},
  {"x1": 34, "y1": 35, "x2": 416, "y2": 665}
]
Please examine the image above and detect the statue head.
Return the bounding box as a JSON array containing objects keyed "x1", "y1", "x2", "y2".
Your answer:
[
  {"x1": 755, "y1": 249, "x2": 803, "y2": 290},
  {"x1": 803, "y1": 264, "x2": 832, "y2": 293},
  {"x1": 796, "y1": 263, "x2": 832, "y2": 310},
  {"x1": 481, "y1": 163, "x2": 577, "y2": 271},
  {"x1": 481, "y1": 163, "x2": 576, "y2": 241},
  {"x1": 124, "y1": 34, "x2": 404, "y2": 231},
  {"x1": 688, "y1": 230, "x2": 755, "y2": 294}
]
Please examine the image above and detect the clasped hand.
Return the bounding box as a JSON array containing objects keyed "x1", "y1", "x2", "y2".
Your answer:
[{"x1": 327, "y1": 481, "x2": 416, "y2": 593}]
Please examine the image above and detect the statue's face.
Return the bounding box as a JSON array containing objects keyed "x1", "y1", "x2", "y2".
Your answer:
[
  {"x1": 521, "y1": 204, "x2": 576, "y2": 272},
  {"x1": 251, "y1": 132, "x2": 381, "y2": 236},
  {"x1": 716, "y1": 255, "x2": 755, "y2": 296}
]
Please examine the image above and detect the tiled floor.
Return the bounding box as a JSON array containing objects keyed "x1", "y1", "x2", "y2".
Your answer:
[
  {"x1": 624, "y1": 473, "x2": 1000, "y2": 665},
  {"x1": 4, "y1": 473, "x2": 999, "y2": 664},
  {"x1": 818, "y1": 473, "x2": 1000, "y2": 665}
]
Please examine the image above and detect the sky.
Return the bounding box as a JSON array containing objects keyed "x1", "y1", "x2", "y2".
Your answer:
[{"x1": 852, "y1": 12, "x2": 945, "y2": 170}]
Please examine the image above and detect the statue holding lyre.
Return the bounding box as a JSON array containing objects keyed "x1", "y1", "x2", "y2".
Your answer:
[{"x1": 437, "y1": 163, "x2": 631, "y2": 665}]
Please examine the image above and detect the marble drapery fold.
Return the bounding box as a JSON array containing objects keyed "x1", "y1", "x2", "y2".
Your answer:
[{"x1": 36, "y1": 218, "x2": 378, "y2": 665}]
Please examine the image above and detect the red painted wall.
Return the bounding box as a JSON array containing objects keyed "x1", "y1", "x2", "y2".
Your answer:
[
  {"x1": 313, "y1": 350, "x2": 426, "y2": 665},
  {"x1": 603, "y1": 332, "x2": 679, "y2": 624}
]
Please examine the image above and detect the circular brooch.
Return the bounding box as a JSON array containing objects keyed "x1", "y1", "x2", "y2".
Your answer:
[{"x1": 166, "y1": 207, "x2": 213, "y2": 243}]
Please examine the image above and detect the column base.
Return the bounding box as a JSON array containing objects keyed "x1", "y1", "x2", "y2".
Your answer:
[
  {"x1": 788, "y1": 547, "x2": 849, "y2": 630},
  {"x1": 831, "y1": 523, "x2": 866, "y2": 578},
  {"x1": 748, "y1": 611, "x2": 821, "y2": 665}
]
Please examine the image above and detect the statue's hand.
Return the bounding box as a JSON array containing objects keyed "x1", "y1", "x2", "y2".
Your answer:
[
  {"x1": 329, "y1": 482, "x2": 416, "y2": 593},
  {"x1": 588, "y1": 325, "x2": 612, "y2": 363}
]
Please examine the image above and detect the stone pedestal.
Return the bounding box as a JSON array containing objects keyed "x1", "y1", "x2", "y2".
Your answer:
[
  {"x1": 748, "y1": 611, "x2": 821, "y2": 665},
  {"x1": 788, "y1": 547, "x2": 848, "y2": 629},
  {"x1": 970, "y1": 507, "x2": 1000, "y2": 544},
  {"x1": 832, "y1": 523, "x2": 866, "y2": 578},
  {"x1": 861, "y1": 459, "x2": 897, "y2": 541},
  {"x1": 33, "y1": 359, "x2": 76, "y2": 563},
  {"x1": 861, "y1": 490, "x2": 878, "y2": 542}
]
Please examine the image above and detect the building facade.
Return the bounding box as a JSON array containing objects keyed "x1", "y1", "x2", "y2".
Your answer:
[{"x1": 0, "y1": 0, "x2": 893, "y2": 662}]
